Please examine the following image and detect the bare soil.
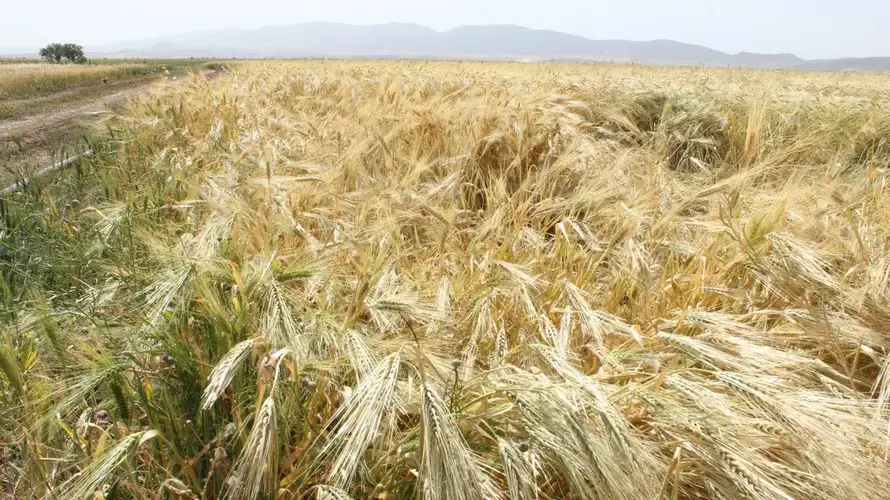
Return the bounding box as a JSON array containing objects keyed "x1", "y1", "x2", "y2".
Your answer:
[
  {"x1": 0, "y1": 70, "x2": 217, "y2": 185},
  {"x1": 0, "y1": 82, "x2": 151, "y2": 142}
]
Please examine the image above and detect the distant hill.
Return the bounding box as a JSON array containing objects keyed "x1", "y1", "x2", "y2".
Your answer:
[
  {"x1": 95, "y1": 24, "x2": 803, "y2": 67},
  {"x1": 797, "y1": 57, "x2": 890, "y2": 72},
  {"x1": 4, "y1": 23, "x2": 890, "y2": 72},
  {"x1": 0, "y1": 46, "x2": 38, "y2": 58}
]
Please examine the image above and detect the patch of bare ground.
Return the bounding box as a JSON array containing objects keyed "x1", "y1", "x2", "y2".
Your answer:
[{"x1": 0, "y1": 69, "x2": 218, "y2": 185}]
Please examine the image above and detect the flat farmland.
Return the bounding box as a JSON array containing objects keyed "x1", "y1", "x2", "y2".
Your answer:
[{"x1": 1, "y1": 60, "x2": 889, "y2": 499}]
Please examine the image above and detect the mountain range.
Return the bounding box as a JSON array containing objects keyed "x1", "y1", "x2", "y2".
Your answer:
[{"x1": 4, "y1": 23, "x2": 890, "y2": 72}]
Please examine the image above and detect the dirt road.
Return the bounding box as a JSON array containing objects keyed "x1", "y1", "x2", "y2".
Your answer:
[
  {"x1": 0, "y1": 70, "x2": 217, "y2": 144},
  {"x1": 0, "y1": 70, "x2": 218, "y2": 185},
  {"x1": 0, "y1": 83, "x2": 151, "y2": 142}
]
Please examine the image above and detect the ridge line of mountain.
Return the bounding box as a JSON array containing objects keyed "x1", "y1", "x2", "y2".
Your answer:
[{"x1": 4, "y1": 23, "x2": 889, "y2": 72}]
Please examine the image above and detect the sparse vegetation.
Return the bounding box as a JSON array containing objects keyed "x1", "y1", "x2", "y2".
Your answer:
[{"x1": 1, "y1": 61, "x2": 890, "y2": 499}]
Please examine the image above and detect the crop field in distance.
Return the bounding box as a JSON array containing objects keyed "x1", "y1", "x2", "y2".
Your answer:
[
  {"x1": 0, "y1": 59, "x2": 211, "y2": 120},
  {"x1": 1, "y1": 60, "x2": 890, "y2": 499}
]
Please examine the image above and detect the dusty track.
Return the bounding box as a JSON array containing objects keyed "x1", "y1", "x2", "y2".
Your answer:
[
  {"x1": 0, "y1": 70, "x2": 218, "y2": 185},
  {"x1": 0, "y1": 83, "x2": 150, "y2": 142},
  {"x1": 0, "y1": 70, "x2": 217, "y2": 144}
]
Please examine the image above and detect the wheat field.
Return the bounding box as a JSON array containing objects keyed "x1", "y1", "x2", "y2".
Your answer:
[
  {"x1": 0, "y1": 63, "x2": 149, "y2": 96},
  {"x1": 1, "y1": 60, "x2": 890, "y2": 499}
]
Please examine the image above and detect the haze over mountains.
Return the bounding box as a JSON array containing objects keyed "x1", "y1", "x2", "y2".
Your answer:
[{"x1": 5, "y1": 23, "x2": 890, "y2": 71}]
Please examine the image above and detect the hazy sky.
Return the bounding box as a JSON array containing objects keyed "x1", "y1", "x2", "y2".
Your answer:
[{"x1": 1, "y1": 0, "x2": 887, "y2": 59}]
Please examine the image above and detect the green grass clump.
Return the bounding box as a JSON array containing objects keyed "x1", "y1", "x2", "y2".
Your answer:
[{"x1": 1, "y1": 61, "x2": 890, "y2": 499}]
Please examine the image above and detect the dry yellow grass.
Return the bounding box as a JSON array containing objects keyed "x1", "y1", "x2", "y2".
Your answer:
[
  {"x1": 0, "y1": 62, "x2": 148, "y2": 96},
  {"x1": 0, "y1": 60, "x2": 209, "y2": 121},
  {"x1": 1, "y1": 61, "x2": 890, "y2": 499}
]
